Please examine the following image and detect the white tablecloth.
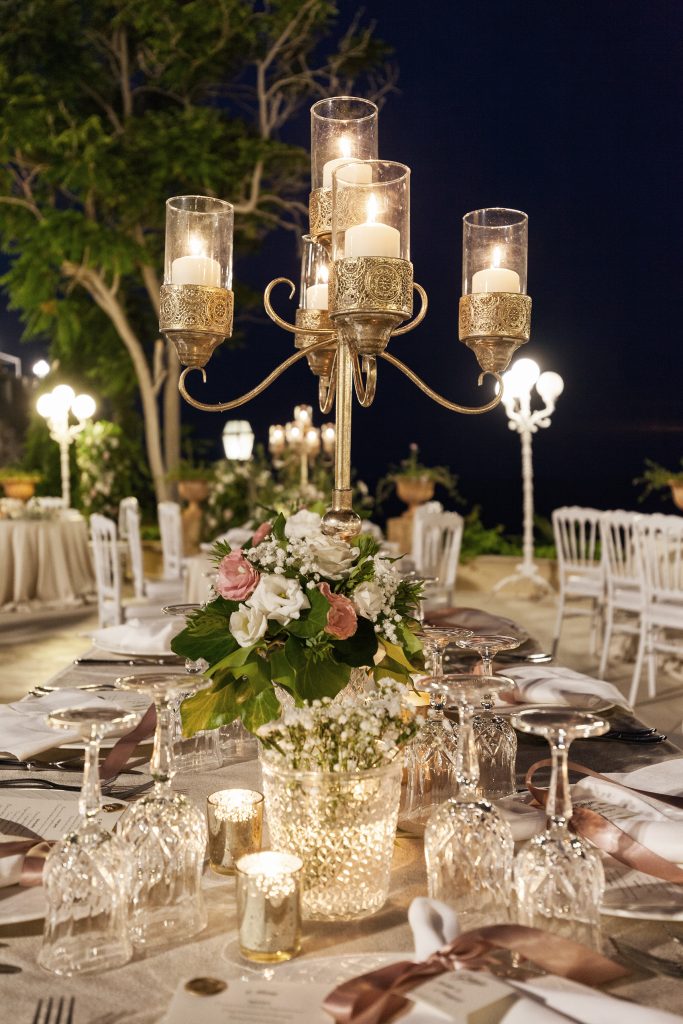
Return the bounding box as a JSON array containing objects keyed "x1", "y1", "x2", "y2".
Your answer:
[
  {"x1": 184, "y1": 553, "x2": 213, "y2": 605},
  {"x1": 0, "y1": 516, "x2": 95, "y2": 610}
]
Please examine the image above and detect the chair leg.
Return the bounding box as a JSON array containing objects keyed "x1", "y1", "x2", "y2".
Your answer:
[
  {"x1": 551, "y1": 592, "x2": 565, "y2": 659},
  {"x1": 647, "y1": 627, "x2": 658, "y2": 699},
  {"x1": 629, "y1": 622, "x2": 647, "y2": 707},
  {"x1": 598, "y1": 604, "x2": 614, "y2": 679}
]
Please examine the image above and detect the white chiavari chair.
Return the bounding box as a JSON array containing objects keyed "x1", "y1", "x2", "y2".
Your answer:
[
  {"x1": 551, "y1": 506, "x2": 605, "y2": 658},
  {"x1": 598, "y1": 510, "x2": 645, "y2": 679}
]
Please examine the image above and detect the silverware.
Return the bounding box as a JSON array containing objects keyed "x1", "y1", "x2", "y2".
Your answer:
[
  {"x1": 32, "y1": 995, "x2": 75, "y2": 1024},
  {"x1": 29, "y1": 683, "x2": 117, "y2": 695},
  {"x1": 0, "y1": 757, "x2": 143, "y2": 775},
  {"x1": 611, "y1": 937, "x2": 683, "y2": 978},
  {"x1": 0, "y1": 963, "x2": 21, "y2": 973},
  {"x1": 0, "y1": 777, "x2": 153, "y2": 799},
  {"x1": 73, "y1": 656, "x2": 182, "y2": 666}
]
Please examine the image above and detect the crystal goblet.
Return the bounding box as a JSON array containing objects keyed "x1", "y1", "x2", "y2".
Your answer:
[
  {"x1": 456, "y1": 635, "x2": 522, "y2": 800},
  {"x1": 511, "y1": 709, "x2": 609, "y2": 948},
  {"x1": 424, "y1": 674, "x2": 516, "y2": 931},
  {"x1": 38, "y1": 705, "x2": 141, "y2": 976},
  {"x1": 115, "y1": 673, "x2": 210, "y2": 949}
]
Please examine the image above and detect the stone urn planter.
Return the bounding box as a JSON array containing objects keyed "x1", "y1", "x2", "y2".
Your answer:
[
  {"x1": 178, "y1": 479, "x2": 211, "y2": 554},
  {"x1": 395, "y1": 475, "x2": 435, "y2": 516},
  {"x1": 668, "y1": 479, "x2": 683, "y2": 512},
  {"x1": 1, "y1": 476, "x2": 40, "y2": 501}
]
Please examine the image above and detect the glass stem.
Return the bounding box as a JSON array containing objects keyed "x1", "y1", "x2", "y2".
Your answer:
[
  {"x1": 80, "y1": 730, "x2": 102, "y2": 822},
  {"x1": 455, "y1": 700, "x2": 479, "y2": 800},
  {"x1": 432, "y1": 646, "x2": 444, "y2": 678},
  {"x1": 481, "y1": 653, "x2": 493, "y2": 675},
  {"x1": 547, "y1": 732, "x2": 573, "y2": 834},
  {"x1": 151, "y1": 698, "x2": 174, "y2": 794}
]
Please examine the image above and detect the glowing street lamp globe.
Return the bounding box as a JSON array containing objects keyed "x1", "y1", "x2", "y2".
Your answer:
[
  {"x1": 32, "y1": 359, "x2": 51, "y2": 379},
  {"x1": 222, "y1": 419, "x2": 255, "y2": 461}
]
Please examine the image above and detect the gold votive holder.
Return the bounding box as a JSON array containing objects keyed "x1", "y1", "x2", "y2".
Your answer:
[
  {"x1": 235, "y1": 851, "x2": 303, "y2": 963},
  {"x1": 206, "y1": 789, "x2": 264, "y2": 875}
]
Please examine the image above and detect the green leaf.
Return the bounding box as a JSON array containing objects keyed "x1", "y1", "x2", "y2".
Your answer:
[
  {"x1": 372, "y1": 657, "x2": 413, "y2": 685},
  {"x1": 397, "y1": 621, "x2": 424, "y2": 659},
  {"x1": 180, "y1": 677, "x2": 243, "y2": 737},
  {"x1": 351, "y1": 533, "x2": 380, "y2": 559},
  {"x1": 284, "y1": 636, "x2": 350, "y2": 702},
  {"x1": 211, "y1": 643, "x2": 260, "y2": 675},
  {"x1": 240, "y1": 687, "x2": 282, "y2": 733},
  {"x1": 171, "y1": 624, "x2": 237, "y2": 667},
  {"x1": 284, "y1": 586, "x2": 329, "y2": 638},
  {"x1": 381, "y1": 639, "x2": 419, "y2": 673},
  {"x1": 331, "y1": 615, "x2": 378, "y2": 667},
  {"x1": 271, "y1": 512, "x2": 287, "y2": 542}
]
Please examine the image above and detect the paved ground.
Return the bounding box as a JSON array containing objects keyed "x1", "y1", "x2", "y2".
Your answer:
[{"x1": 1, "y1": 586, "x2": 682, "y2": 742}]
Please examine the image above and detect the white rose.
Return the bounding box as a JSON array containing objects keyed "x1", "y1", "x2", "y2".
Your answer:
[
  {"x1": 229, "y1": 605, "x2": 268, "y2": 648},
  {"x1": 309, "y1": 535, "x2": 358, "y2": 579},
  {"x1": 248, "y1": 574, "x2": 310, "y2": 625},
  {"x1": 353, "y1": 580, "x2": 384, "y2": 621},
  {"x1": 284, "y1": 509, "x2": 322, "y2": 540}
]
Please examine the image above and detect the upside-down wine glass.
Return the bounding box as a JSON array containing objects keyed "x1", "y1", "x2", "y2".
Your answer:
[
  {"x1": 424, "y1": 674, "x2": 516, "y2": 931},
  {"x1": 456, "y1": 634, "x2": 522, "y2": 799},
  {"x1": 401, "y1": 626, "x2": 473, "y2": 834},
  {"x1": 115, "y1": 673, "x2": 210, "y2": 949},
  {"x1": 38, "y1": 705, "x2": 142, "y2": 976},
  {"x1": 511, "y1": 709, "x2": 609, "y2": 948}
]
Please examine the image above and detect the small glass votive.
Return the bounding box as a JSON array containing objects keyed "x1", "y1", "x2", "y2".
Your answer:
[
  {"x1": 235, "y1": 851, "x2": 303, "y2": 963},
  {"x1": 206, "y1": 789, "x2": 263, "y2": 875}
]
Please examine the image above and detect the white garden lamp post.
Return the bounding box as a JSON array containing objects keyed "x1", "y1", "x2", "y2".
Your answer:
[
  {"x1": 493, "y1": 358, "x2": 564, "y2": 595},
  {"x1": 36, "y1": 385, "x2": 96, "y2": 507},
  {"x1": 222, "y1": 419, "x2": 255, "y2": 461}
]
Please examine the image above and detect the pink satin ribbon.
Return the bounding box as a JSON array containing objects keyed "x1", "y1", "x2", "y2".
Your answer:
[
  {"x1": 526, "y1": 758, "x2": 683, "y2": 884},
  {"x1": 322, "y1": 923, "x2": 628, "y2": 1024},
  {"x1": 0, "y1": 839, "x2": 52, "y2": 886},
  {"x1": 99, "y1": 703, "x2": 156, "y2": 782}
]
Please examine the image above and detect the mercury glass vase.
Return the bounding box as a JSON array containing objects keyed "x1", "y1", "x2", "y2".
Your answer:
[{"x1": 261, "y1": 758, "x2": 402, "y2": 921}]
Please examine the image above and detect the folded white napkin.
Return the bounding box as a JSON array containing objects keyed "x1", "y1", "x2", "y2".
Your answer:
[
  {"x1": 500, "y1": 665, "x2": 628, "y2": 710},
  {"x1": 91, "y1": 617, "x2": 183, "y2": 655},
  {"x1": 605, "y1": 759, "x2": 683, "y2": 799},
  {"x1": 408, "y1": 897, "x2": 682, "y2": 1023},
  {"x1": 0, "y1": 836, "x2": 28, "y2": 888}
]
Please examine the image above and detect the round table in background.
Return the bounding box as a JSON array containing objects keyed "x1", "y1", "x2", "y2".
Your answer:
[{"x1": 0, "y1": 514, "x2": 95, "y2": 610}]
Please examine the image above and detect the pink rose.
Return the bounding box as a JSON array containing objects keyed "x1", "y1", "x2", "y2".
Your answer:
[
  {"x1": 251, "y1": 521, "x2": 272, "y2": 546},
  {"x1": 318, "y1": 582, "x2": 357, "y2": 641},
  {"x1": 216, "y1": 549, "x2": 260, "y2": 602}
]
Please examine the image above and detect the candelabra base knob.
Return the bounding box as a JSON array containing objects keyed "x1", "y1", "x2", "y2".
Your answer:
[
  {"x1": 321, "y1": 507, "x2": 362, "y2": 541},
  {"x1": 332, "y1": 311, "x2": 406, "y2": 357},
  {"x1": 464, "y1": 335, "x2": 528, "y2": 375},
  {"x1": 163, "y1": 330, "x2": 226, "y2": 369}
]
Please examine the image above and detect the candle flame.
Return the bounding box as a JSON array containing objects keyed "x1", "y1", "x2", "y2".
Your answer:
[
  {"x1": 492, "y1": 245, "x2": 502, "y2": 268},
  {"x1": 188, "y1": 234, "x2": 205, "y2": 257},
  {"x1": 340, "y1": 136, "x2": 351, "y2": 158},
  {"x1": 318, "y1": 265, "x2": 329, "y2": 285},
  {"x1": 367, "y1": 193, "x2": 378, "y2": 223}
]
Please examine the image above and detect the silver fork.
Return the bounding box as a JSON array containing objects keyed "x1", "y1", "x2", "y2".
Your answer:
[{"x1": 32, "y1": 995, "x2": 75, "y2": 1024}]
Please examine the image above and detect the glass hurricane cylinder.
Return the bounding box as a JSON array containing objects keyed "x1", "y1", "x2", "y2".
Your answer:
[
  {"x1": 164, "y1": 195, "x2": 234, "y2": 289},
  {"x1": 261, "y1": 759, "x2": 402, "y2": 921},
  {"x1": 310, "y1": 96, "x2": 378, "y2": 192},
  {"x1": 331, "y1": 160, "x2": 410, "y2": 263},
  {"x1": 300, "y1": 235, "x2": 331, "y2": 311},
  {"x1": 462, "y1": 208, "x2": 528, "y2": 296}
]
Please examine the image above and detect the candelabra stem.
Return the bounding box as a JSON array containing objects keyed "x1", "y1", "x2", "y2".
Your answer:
[
  {"x1": 300, "y1": 449, "x2": 309, "y2": 491},
  {"x1": 321, "y1": 338, "x2": 361, "y2": 539}
]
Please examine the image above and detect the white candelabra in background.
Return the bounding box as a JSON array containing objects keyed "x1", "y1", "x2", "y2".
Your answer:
[
  {"x1": 493, "y1": 358, "x2": 564, "y2": 594},
  {"x1": 222, "y1": 419, "x2": 255, "y2": 461},
  {"x1": 269, "y1": 405, "x2": 335, "y2": 491},
  {"x1": 36, "y1": 384, "x2": 96, "y2": 507}
]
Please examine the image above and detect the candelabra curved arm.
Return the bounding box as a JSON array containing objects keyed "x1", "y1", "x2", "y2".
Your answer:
[
  {"x1": 351, "y1": 352, "x2": 377, "y2": 408},
  {"x1": 177, "y1": 337, "x2": 335, "y2": 413},
  {"x1": 263, "y1": 278, "x2": 335, "y2": 336},
  {"x1": 390, "y1": 283, "x2": 429, "y2": 336},
  {"x1": 379, "y1": 352, "x2": 504, "y2": 415},
  {"x1": 319, "y1": 353, "x2": 338, "y2": 415}
]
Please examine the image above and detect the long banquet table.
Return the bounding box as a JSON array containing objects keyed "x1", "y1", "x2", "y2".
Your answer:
[
  {"x1": 2, "y1": 653, "x2": 683, "y2": 1022},
  {"x1": 0, "y1": 515, "x2": 95, "y2": 611}
]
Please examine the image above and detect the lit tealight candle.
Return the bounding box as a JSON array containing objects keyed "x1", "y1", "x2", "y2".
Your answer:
[
  {"x1": 305, "y1": 266, "x2": 329, "y2": 310},
  {"x1": 236, "y1": 851, "x2": 303, "y2": 963},
  {"x1": 344, "y1": 194, "x2": 401, "y2": 259},
  {"x1": 322, "y1": 137, "x2": 373, "y2": 190},
  {"x1": 206, "y1": 789, "x2": 263, "y2": 876},
  {"x1": 171, "y1": 236, "x2": 221, "y2": 287},
  {"x1": 471, "y1": 245, "x2": 520, "y2": 293}
]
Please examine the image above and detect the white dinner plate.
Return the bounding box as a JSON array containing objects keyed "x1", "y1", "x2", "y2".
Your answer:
[
  {"x1": 601, "y1": 860, "x2": 683, "y2": 921},
  {"x1": 221, "y1": 951, "x2": 404, "y2": 986},
  {"x1": 0, "y1": 883, "x2": 46, "y2": 924},
  {"x1": 494, "y1": 698, "x2": 615, "y2": 716},
  {"x1": 92, "y1": 639, "x2": 177, "y2": 658}
]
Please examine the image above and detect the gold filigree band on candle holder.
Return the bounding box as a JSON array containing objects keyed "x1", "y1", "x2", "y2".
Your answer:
[
  {"x1": 330, "y1": 257, "x2": 413, "y2": 318},
  {"x1": 309, "y1": 187, "x2": 332, "y2": 240},
  {"x1": 295, "y1": 308, "x2": 336, "y2": 379},
  {"x1": 160, "y1": 284, "x2": 234, "y2": 368},
  {"x1": 458, "y1": 292, "x2": 532, "y2": 373}
]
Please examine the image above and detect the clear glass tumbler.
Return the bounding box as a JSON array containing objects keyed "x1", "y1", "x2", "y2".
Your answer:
[
  {"x1": 424, "y1": 674, "x2": 516, "y2": 931},
  {"x1": 38, "y1": 705, "x2": 141, "y2": 976},
  {"x1": 511, "y1": 709, "x2": 609, "y2": 948},
  {"x1": 115, "y1": 673, "x2": 210, "y2": 949}
]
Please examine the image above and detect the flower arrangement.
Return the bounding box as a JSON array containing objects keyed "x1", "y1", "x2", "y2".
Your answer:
[
  {"x1": 75, "y1": 420, "x2": 136, "y2": 519},
  {"x1": 258, "y1": 680, "x2": 419, "y2": 772},
  {"x1": 173, "y1": 508, "x2": 424, "y2": 736}
]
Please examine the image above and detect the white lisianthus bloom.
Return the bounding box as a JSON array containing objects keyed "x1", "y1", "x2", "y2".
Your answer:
[
  {"x1": 309, "y1": 534, "x2": 358, "y2": 579},
  {"x1": 248, "y1": 574, "x2": 311, "y2": 625},
  {"x1": 284, "y1": 508, "x2": 322, "y2": 540},
  {"x1": 229, "y1": 604, "x2": 268, "y2": 647},
  {"x1": 353, "y1": 580, "x2": 385, "y2": 621}
]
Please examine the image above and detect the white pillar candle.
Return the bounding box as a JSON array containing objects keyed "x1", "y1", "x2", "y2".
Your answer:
[
  {"x1": 344, "y1": 221, "x2": 401, "y2": 258},
  {"x1": 305, "y1": 282, "x2": 328, "y2": 310},
  {"x1": 171, "y1": 255, "x2": 221, "y2": 287},
  {"x1": 471, "y1": 265, "x2": 520, "y2": 293},
  {"x1": 322, "y1": 158, "x2": 372, "y2": 190}
]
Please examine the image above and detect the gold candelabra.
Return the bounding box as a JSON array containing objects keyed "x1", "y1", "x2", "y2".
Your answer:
[
  {"x1": 269, "y1": 404, "x2": 334, "y2": 492},
  {"x1": 159, "y1": 98, "x2": 532, "y2": 540}
]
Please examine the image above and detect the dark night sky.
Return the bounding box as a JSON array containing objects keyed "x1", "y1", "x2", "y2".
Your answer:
[{"x1": 3, "y1": 0, "x2": 683, "y2": 529}]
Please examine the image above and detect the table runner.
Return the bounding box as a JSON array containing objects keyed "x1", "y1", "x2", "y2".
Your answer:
[{"x1": 1, "y1": 653, "x2": 682, "y2": 1021}]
